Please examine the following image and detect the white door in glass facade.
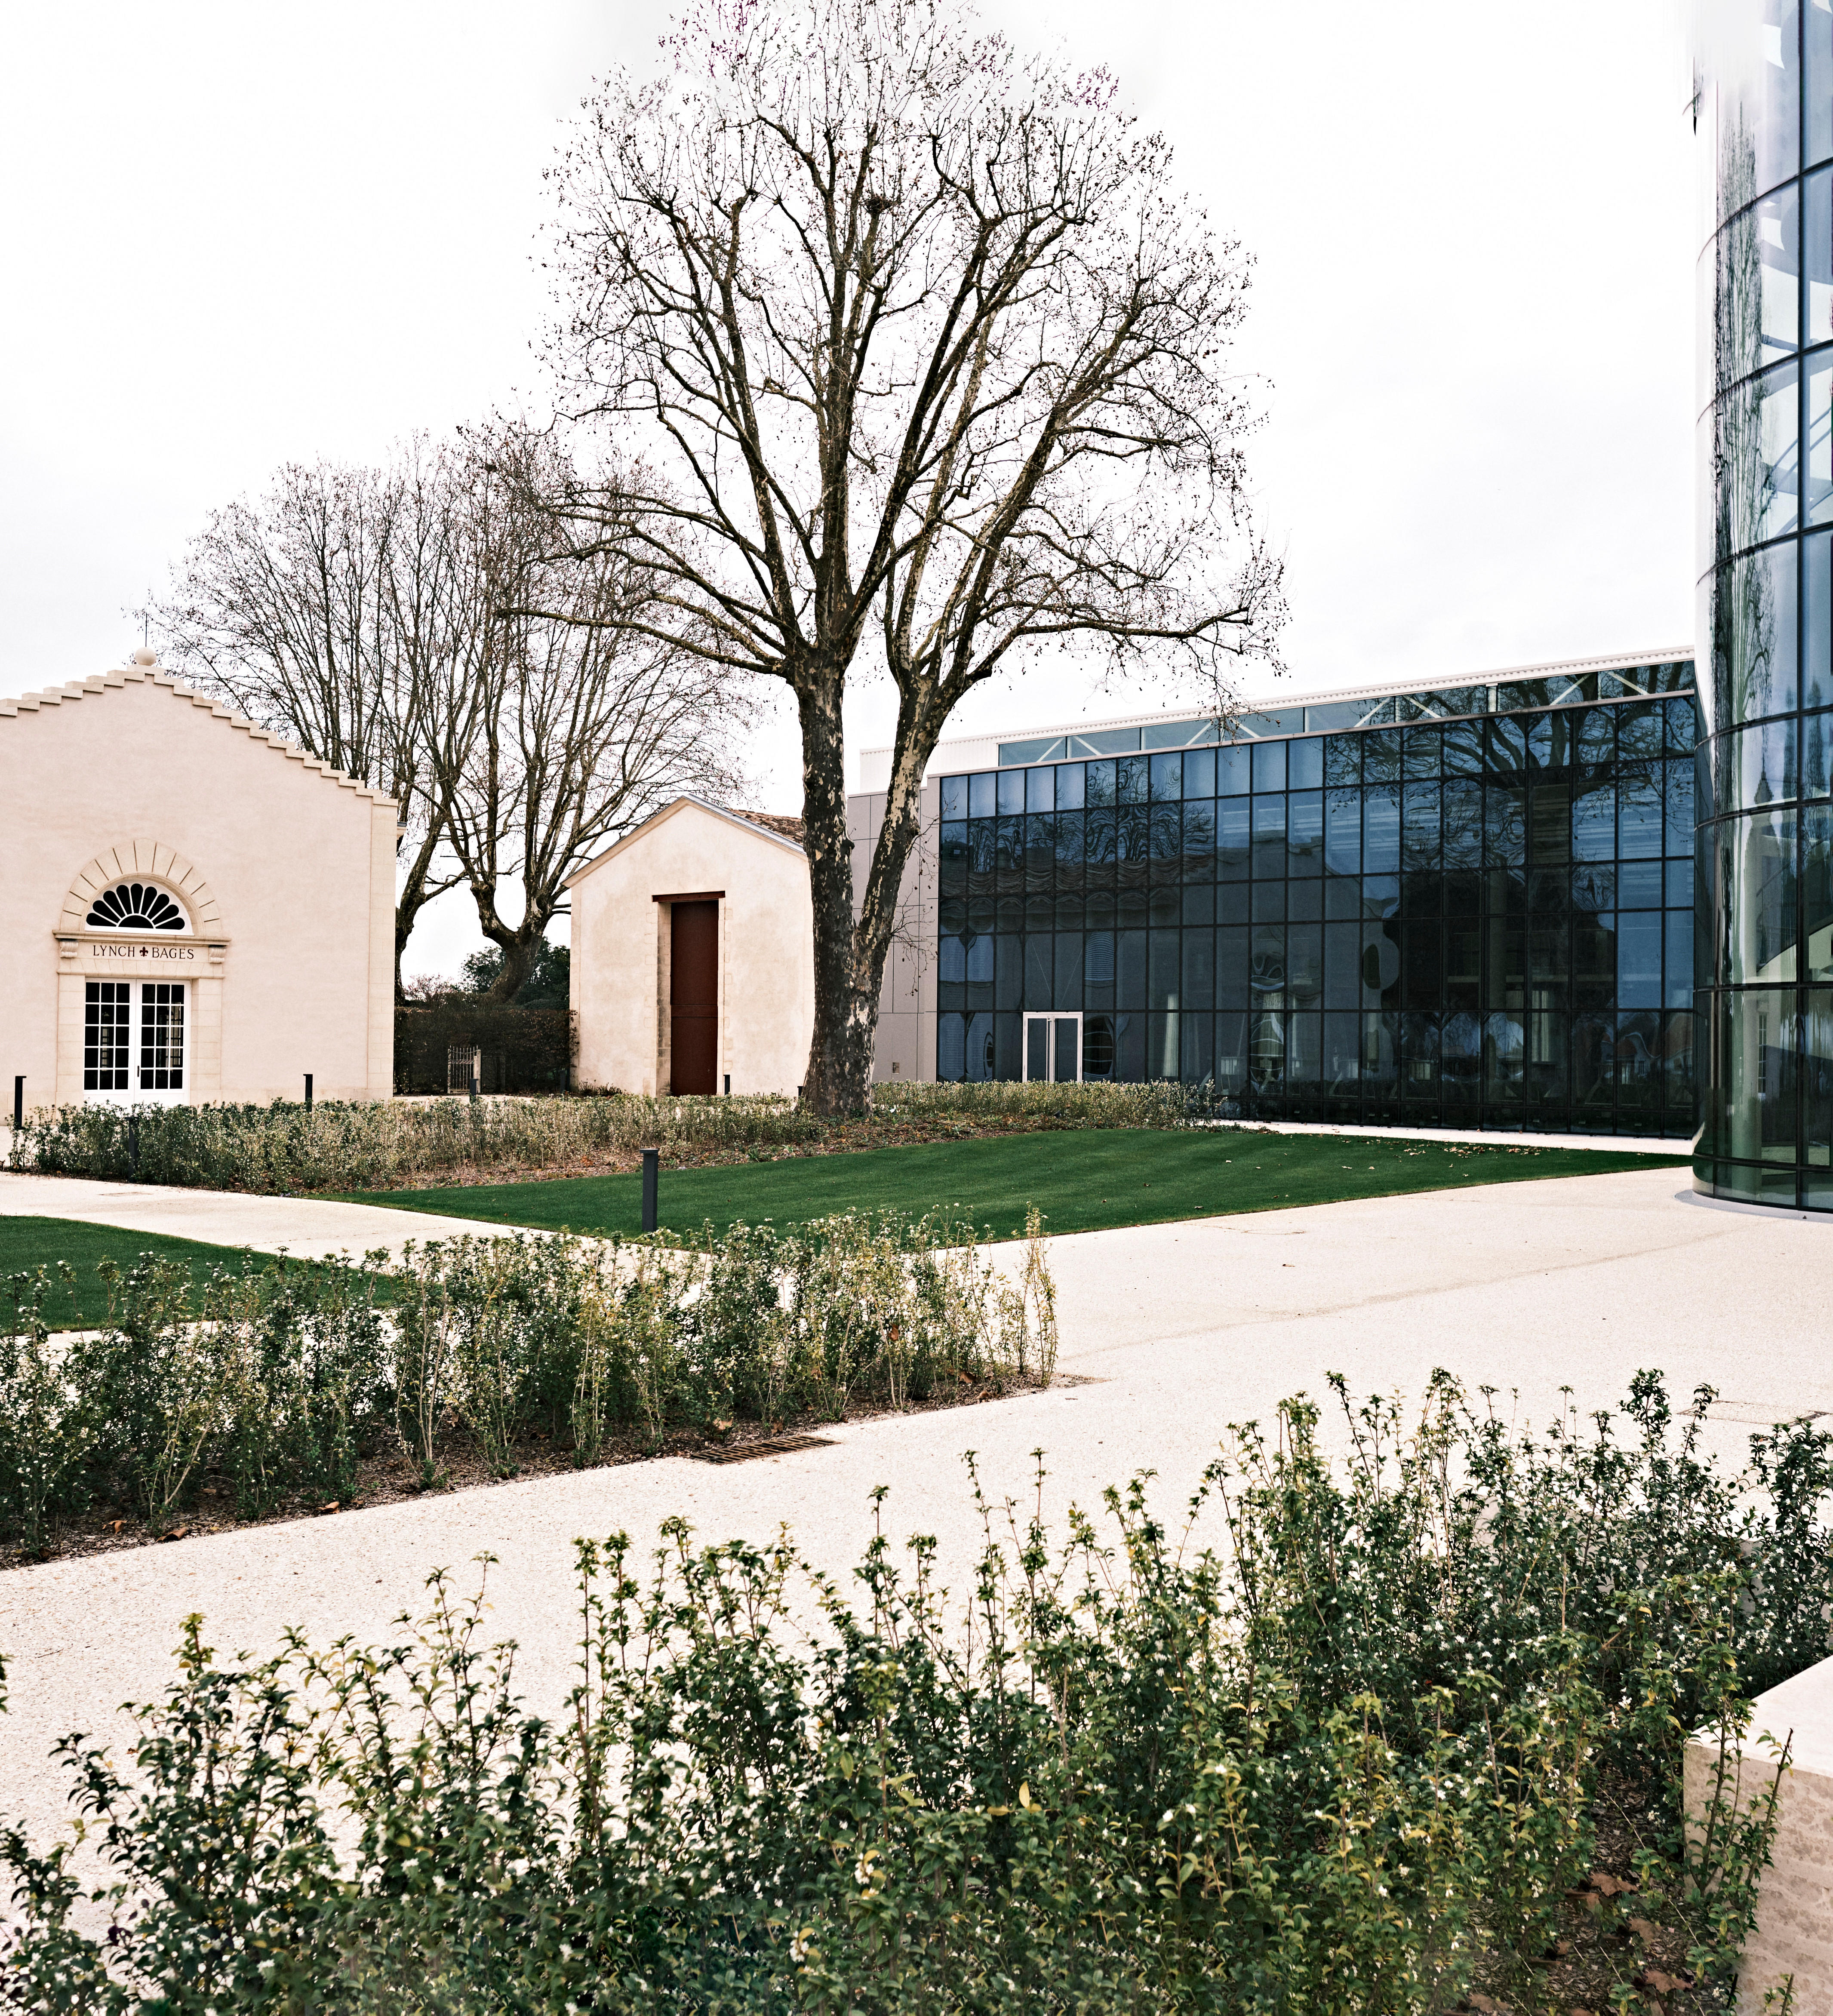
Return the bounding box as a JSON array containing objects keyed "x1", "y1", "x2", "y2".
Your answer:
[
  {"x1": 1021, "y1": 1013, "x2": 1082, "y2": 1083},
  {"x1": 84, "y1": 980, "x2": 188, "y2": 1106}
]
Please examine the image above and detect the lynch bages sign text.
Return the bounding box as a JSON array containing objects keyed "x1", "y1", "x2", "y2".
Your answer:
[{"x1": 83, "y1": 941, "x2": 201, "y2": 965}]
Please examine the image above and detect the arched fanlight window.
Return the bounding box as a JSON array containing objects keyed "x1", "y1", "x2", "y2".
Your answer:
[{"x1": 86, "y1": 882, "x2": 188, "y2": 931}]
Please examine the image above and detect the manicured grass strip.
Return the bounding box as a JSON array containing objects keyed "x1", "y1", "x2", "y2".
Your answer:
[
  {"x1": 340, "y1": 1130, "x2": 1690, "y2": 1243},
  {"x1": 0, "y1": 1217, "x2": 280, "y2": 1331}
]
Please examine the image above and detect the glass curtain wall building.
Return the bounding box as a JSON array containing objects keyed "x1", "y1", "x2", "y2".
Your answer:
[
  {"x1": 933, "y1": 658, "x2": 1699, "y2": 1139},
  {"x1": 1698, "y1": 2, "x2": 1833, "y2": 1206}
]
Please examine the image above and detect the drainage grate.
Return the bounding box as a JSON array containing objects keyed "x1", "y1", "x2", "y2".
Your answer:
[{"x1": 695, "y1": 1433, "x2": 837, "y2": 1465}]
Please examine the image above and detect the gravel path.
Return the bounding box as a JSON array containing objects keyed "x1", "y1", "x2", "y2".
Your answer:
[
  {"x1": 0, "y1": 1169, "x2": 537, "y2": 1259},
  {"x1": 0, "y1": 1166, "x2": 1823, "y2": 1855}
]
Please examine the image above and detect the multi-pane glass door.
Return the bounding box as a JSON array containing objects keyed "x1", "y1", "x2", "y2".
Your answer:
[
  {"x1": 84, "y1": 980, "x2": 187, "y2": 1103},
  {"x1": 1022, "y1": 1012, "x2": 1082, "y2": 1082}
]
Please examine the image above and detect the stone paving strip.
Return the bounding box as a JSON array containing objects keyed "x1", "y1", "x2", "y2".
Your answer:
[
  {"x1": 0, "y1": 1170, "x2": 537, "y2": 1262},
  {"x1": 0, "y1": 1165, "x2": 1825, "y2": 1857}
]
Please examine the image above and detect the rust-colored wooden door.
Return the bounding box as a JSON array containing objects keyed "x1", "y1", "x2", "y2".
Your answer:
[{"x1": 669, "y1": 900, "x2": 719, "y2": 1094}]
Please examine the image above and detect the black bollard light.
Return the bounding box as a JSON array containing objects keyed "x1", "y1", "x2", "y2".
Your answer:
[
  {"x1": 12, "y1": 1076, "x2": 22, "y2": 1132},
  {"x1": 304, "y1": 1073, "x2": 314, "y2": 1112},
  {"x1": 129, "y1": 1111, "x2": 140, "y2": 1181},
  {"x1": 641, "y1": 1147, "x2": 659, "y2": 1234}
]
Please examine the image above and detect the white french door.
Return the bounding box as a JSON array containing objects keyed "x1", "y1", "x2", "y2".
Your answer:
[
  {"x1": 84, "y1": 980, "x2": 189, "y2": 1106},
  {"x1": 1021, "y1": 1012, "x2": 1083, "y2": 1083}
]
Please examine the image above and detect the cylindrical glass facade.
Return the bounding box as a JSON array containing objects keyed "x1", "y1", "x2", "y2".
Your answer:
[{"x1": 1698, "y1": 0, "x2": 1833, "y2": 1207}]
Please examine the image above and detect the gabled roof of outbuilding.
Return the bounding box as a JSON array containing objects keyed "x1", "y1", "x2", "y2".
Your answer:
[
  {"x1": 0, "y1": 664, "x2": 399, "y2": 809},
  {"x1": 565, "y1": 793, "x2": 806, "y2": 890}
]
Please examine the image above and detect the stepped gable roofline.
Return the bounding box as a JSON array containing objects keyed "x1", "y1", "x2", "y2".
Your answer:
[
  {"x1": 565, "y1": 793, "x2": 806, "y2": 891},
  {"x1": 0, "y1": 660, "x2": 399, "y2": 810}
]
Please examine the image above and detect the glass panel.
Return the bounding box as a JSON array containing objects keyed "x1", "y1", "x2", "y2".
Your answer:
[
  {"x1": 1182, "y1": 747, "x2": 1215, "y2": 798},
  {"x1": 1025, "y1": 1016, "x2": 1048, "y2": 1081},
  {"x1": 1758, "y1": 0, "x2": 1803, "y2": 191},
  {"x1": 1288, "y1": 738, "x2": 1323, "y2": 790},
  {"x1": 1808, "y1": 532, "x2": 1833, "y2": 707},
  {"x1": 1288, "y1": 791, "x2": 1323, "y2": 876},
  {"x1": 1812, "y1": 0, "x2": 1833, "y2": 166},
  {"x1": 1666, "y1": 910, "x2": 1692, "y2": 1009},
  {"x1": 1716, "y1": 716, "x2": 1799, "y2": 814},
  {"x1": 1364, "y1": 786, "x2": 1400, "y2": 876},
  {"x1": 1118, "y1": 755, "x2": 1147, "y2": 804},
  {"x1": 996, "y1": 770, "x2": 1025, "y2": 815},
  {"x1": 1618, "y1": 912, "x2": 1662, "y2": 1010},
  {"x1": 1813, "y1": 350, "x2": 1833, "y2": 526},
  {"x1": 1252, "y1": 741, "x2": 1286, "y2": 793},
  {"x1": 1719, "y1": 807, "x2": 1800, "y2": 982},
  {"x1": 1217, "y1": 745, "x2": 1250, "y2": 796},
  {"x1": 1665, "y1": 762, "x2": 1696, "y2": 854},
  {"x1": 1806, "y1": 987, "x2": 1833, "y2": 1163},
  {"x1": 1055, "y1": 1016, "x2": 1080, "y2": 1085},
  {"x1": 1721, "y1": 987, "x2": 1797, "y2": 1162},
  {"x1": 1807, "y1": 803, "x2": 1833, "y2": 975},
  {"x1": 999, "y1": 736, "x2": 1066, "y2": 767},
  {"x1": 1252, "y1": 794, "x2": 1287, "y2": 879},
  {"x1": 1149, "y1": 752, "x2": 1182, "y2": 801},
  {"x1": 963, "y1": 1011, "x2": 995, "y2": 1080},
  {"x1": 1805, "y1": 710, "x2": 1833, "y2": 794},
  {"x1": 1620, "y1": 773, "x2": 1665, "y2": 859},
  {"x1": 1760, "y1": 182, "x2": 1802, "y2": 365},
  {"x1": 969, "y1": 773, "x2": 996, "y2": 819},
  {"x1": 1025, "y1": 766, "x2": 1054, "y2": 813},
  {"x1": 1055, "y1": 762, "x2": 1085, "y2": 810},
  {"x1": 1764, "y1": 360, "x2": 1802, "y2": 535},
  {"x1": 1325, "y1": 790, "x2": 1361, "y2": 876},
  {"x1": 1574, "y1": 781, "x2": 1615, "y2": 861}
]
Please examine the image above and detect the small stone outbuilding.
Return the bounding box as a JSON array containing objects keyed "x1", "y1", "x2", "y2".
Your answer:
[
  {"x1": 1, "y1": 655, "x2": 398, "y2": 1111},
  {"x1": 568, "y1": 797, "x2": 813, "y2": 1097}
]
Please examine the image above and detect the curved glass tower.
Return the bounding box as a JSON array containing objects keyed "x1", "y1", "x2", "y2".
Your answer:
[{"x1": 1698, "y1": 1, "x2": 1833, "y2": 1207}]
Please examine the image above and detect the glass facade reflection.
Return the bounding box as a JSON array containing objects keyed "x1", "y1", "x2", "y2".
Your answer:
[
  {"x1": 1699, "y1": 0, "x2": 1833, "y2": 1206},
  {"x1": 934, "y1": 662, "x2": 1699, "y2": 1138}
]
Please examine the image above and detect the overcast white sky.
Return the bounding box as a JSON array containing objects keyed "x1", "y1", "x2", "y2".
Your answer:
[{"x1": 0, "y1": 1, "x2": 1697, "y2": 980}]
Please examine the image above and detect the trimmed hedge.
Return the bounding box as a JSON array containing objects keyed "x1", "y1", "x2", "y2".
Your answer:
[
  {"x1": 0, "y1": 1373, "x2": 1824, "y2": 2010},
  {"x1": 394, "y1": 1003, "x2": 575, "y2": 1094}
]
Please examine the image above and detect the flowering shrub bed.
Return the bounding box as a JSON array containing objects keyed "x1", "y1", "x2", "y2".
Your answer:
[
  {"x1": 0, "y1": 1209, "x2": 1057, "y2": 1555},
  {"x1": 0, "y1": 1374, "x2": 1824, "y2": 2011}
]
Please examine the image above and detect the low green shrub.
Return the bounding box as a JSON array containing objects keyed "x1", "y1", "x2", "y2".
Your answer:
[
  {"x1": 0, "y1": 1211, "x2": 1056, "y2": 1549},
  {"x1": 5, "y1": 1080, "x2": 1187, "y2": 1194},
  {"x1": 0, "y1": 1374, "x2": 1823, "y2": 2011}
]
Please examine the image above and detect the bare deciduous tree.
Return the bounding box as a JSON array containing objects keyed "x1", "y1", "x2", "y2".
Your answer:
[
  {"x1": 152, "y1": 434, "x2": 750, "y2": 1003},
  {"x1": 149, "y1": 442, "x2": 475, "y2": 992},
  {"x1": 547, "y1": 0, "x2": 1284, "y2": 1111},
  {"x1": 440, "y1": 436, "x2": 752, "y2": 1002}
]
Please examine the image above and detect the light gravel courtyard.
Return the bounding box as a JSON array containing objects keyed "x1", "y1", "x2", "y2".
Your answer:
[{"x1": 0, "y1": 1163, "x2": 1823, "y2": 1856}]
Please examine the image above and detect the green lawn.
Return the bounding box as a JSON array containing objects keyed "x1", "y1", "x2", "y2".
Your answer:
[
  {"x1": 0, "y1": 1217, "x2": 274, "y2": 1331},
  {"x1": 339, "y1": 1130, "x2": 1689, "y2": 1243}
]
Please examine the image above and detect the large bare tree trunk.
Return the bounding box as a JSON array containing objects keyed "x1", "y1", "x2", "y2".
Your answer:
[
  {"x1": 798, "y1": 674, "x2": 874, "y2": 1109},
  {"x1": 547, "y1": 0, "x2": 1285, "y2": 1112}
]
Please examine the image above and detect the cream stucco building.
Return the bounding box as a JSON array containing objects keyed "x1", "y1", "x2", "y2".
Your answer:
[
  {"x1": 568, "y1": 789, "x2": 939, "y2": 1097},
  {"x1": 1, "y1": 656, "x2": 397, "y2": 1113},
  {"x1": 569, "y1": 797, "x2": 817, "y2": 1096}
]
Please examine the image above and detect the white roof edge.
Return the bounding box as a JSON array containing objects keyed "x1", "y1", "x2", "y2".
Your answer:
[
  {"x1": 564, "y1": 792, "x2": 806, "y2": 891},
  {"x1": 859, "y1": 646, "x2": 1698, "y2": 771},
  {"x1": 0, "y1": 665, "x2": 399, "y2": 810}
]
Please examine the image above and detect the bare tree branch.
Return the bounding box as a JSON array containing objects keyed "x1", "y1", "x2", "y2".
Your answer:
[{"x1": 547, "y1": 0, "x2": 1284, "y2": 1109}]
